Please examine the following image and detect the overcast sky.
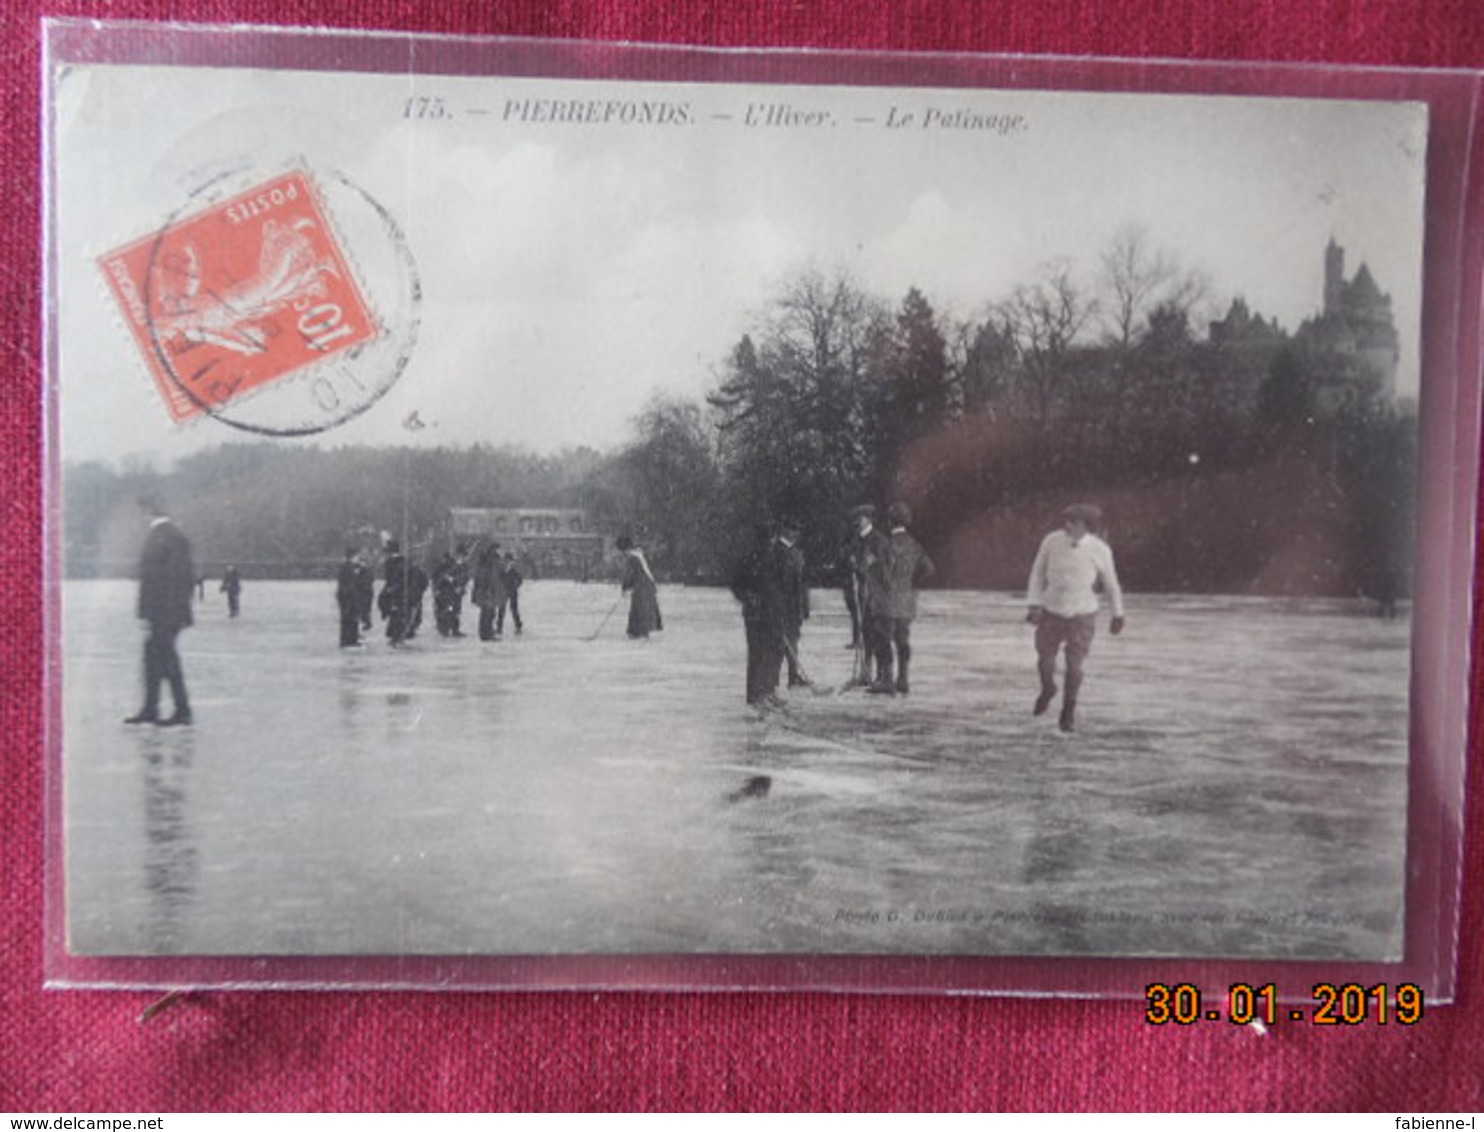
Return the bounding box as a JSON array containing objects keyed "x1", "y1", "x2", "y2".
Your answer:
[{"x1": 53, "y1": 63, "x2": 1428, "y2": 466}]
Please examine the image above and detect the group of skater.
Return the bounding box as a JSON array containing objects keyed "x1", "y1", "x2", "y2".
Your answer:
[
  {"x1": 124, "y1": 490, "x2": 1124, "y2": 735},
  {"x1": 334, "y1": 539, "x2": 526, "y2": 648},
  {"x1": 730, "y1": 499, "x2": 1125, "y2": 733},
  {"x1": 729, "y1": 501, "x2": 937, "y2": 710},
  {"x1": 329, "y1": 534, "x2": 665, "y2": 649}
]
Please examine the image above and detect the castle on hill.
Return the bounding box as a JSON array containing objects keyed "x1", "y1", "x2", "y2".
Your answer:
[{"x1": 1208, "y1": 238, "x2": 1400, "y2": 413}]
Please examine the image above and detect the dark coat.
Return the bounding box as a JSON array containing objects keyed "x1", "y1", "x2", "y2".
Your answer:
[
  {"x1": 433, "y1": 554, "x2": 469, "y2": 603},
  {"x1": 336, "y1": 559, "x2": 365, "y2": 609},
  {"x1": 729, "y1": 541, "x2": 782, "y2": 629},
  {"x1": 471, "y1": 548, "x2": 507, "y2": 608},
  {"x1": 849, "y1": 527, "x2": 890, "y2": 616},
  {"x1": 774, "y1": 539, "x2": 809, "y2": 632},
  {"x1": 729, "y1": 538, "x2": 807, "y2": 632},
  {"x1": 867, "y1": 529, "x2": 935, "y2": 620},
  {"x1": 379, "y1": 552, "x2": 408, "y2": 617},
  {"x1": 137, "y1": 519, "x2": 195, "y2": 632},
  {"x1": 353, "y1": 562, "x2": 375, "y2": 621},
  {"x1": 621, "y1": 550, "x2": 662, "y2": 636}
]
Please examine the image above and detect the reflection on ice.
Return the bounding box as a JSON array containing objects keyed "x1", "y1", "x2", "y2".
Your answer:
[
  {"x1": 63, "y1": 580, "x2": 1410, "y2": 960},
  {"x1": 140, "y1": 731, "x2": 197, "y2": 954}
]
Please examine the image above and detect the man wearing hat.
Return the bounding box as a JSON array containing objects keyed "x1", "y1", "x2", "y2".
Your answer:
[
  {"x1": 866, "y1": 501, "x2": 935, "y2": 696},
  {"x1": 125, "y1": 494, "x2": 195, "y2": 726},
  {"x1": 775, "y1": 517, "x2": 811, "y2": 688},
  {"x1": 843, "y1": 504, "x2": 886, "y2": 686},
  {"x1": 730, "y1": 521, "x2": 787, "y2": 707},
  {"x1": 431, "y1": 544, "x2": 471, "y2": 638},
  {"x1": 471, "y1": 540, "x2": 508, "y2": 641},
  {"x1": 336, "y1": 547, "x2": 370, "y2": 648},
  {"x1": 1025, "y1": 503, "x2": 1126, "y2": 733},
  {"x1": 379, "y1": 538, "x2": 412, "y2": 645}
]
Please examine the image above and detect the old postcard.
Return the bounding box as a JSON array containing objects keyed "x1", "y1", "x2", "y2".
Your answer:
[{"x1": 48, "y1": 30, "x2": 1446, "y2": 986}]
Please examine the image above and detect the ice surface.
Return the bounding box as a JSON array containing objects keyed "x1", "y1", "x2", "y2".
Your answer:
[{"x1": 61, "y1": 581, "x2": 1410, "y2": 960}]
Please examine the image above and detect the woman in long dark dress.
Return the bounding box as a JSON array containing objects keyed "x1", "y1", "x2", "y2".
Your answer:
[{"x1": 616, "y1": 535, "x2": 662, "y2": 639}]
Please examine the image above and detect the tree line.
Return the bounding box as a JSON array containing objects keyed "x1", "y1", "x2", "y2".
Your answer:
[{"x1": 65, "y1": 225, "x2": 1415, "y2": 598}]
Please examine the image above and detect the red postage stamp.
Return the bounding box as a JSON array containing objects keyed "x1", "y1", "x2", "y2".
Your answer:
[{"x1": 98, "y1": 170, "x2": 379, "y2": 423}]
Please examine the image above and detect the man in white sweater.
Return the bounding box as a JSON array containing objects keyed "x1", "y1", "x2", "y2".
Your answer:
[{"x1": 1025, "y1": 503, "x2": 1126, "y2": 733}]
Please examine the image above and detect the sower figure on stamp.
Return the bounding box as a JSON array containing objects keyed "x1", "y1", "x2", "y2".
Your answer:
[
  {"x1": 336, "y1": 548, "x2": 368, "y2": 648},
  {"x1": 729, "y1": 522, "x2": 786, "y2": 707},
  {"x1": 866, "y1": 502, "x2": 934, "y2": 696},
  {"x1": 126, "y1": 495, "x2": 195, "y2": 726},
  {"x1": 775, "y1": 518, "x2": 811, "y2": 688},
  {"x1": 1025, "y1": 502, "x2": 1126, "y2": 733}
]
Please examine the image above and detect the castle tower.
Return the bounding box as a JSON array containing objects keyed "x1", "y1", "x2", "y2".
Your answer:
[
  {"x1": 1323, "y1": 238, "x2": 1345, "y2": 314},
  {"x1": 1302, "y1": 240, "x2": 1399, "y2": 406}
]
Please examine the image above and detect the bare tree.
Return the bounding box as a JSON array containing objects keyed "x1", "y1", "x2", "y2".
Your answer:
[
  {"x1": 995, "y1": 259, "x2": 1096, "y2": 432},
  {"x1": 1099, "y1": 221, "x2": 1208, "y2": 348}
]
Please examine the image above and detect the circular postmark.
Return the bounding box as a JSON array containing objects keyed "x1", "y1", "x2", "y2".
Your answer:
[{"x1": 122, "y1": 163, "x2": 420, "y2": 437}]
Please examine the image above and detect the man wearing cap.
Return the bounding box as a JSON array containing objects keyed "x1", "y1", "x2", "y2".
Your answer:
[
  {"x1": 866, "y1": 502, "x2": 935, "y2": 696},
  {"x1": 1025, "y1": 503, "x2": 1126, "y2": 733}
]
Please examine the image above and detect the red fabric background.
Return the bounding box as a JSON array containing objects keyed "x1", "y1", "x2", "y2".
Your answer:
[{"x1": 5, "y1": 0, "x2": 1484, "y2": 1113}]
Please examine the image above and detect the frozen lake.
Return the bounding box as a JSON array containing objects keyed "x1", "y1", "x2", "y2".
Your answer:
[{"x1": 60, "y1": 580, "x2": 1410, "y2": 961}]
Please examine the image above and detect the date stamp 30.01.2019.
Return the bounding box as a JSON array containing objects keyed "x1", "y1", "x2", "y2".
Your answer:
[{"x1": 98, "y1": 169, "x2": 381, "y2": 427}]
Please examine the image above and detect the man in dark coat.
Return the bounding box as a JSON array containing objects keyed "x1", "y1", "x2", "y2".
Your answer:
[
  {"x1": 498, "y1": 552, "x2": 524, "y2": 636},
  {"x1": 219, "y1": 565, "x2": 242, "y2": 618},
  {"x1": 846, "y1": 504, "x2": 888, "y2": 687},
  {"x1": 405, "y1": 559, "x2": 429, "y2": 639},
  {"x1": 354, "y1": 551, "x2": 375, "y2": 632},
  {"x1": 471, "y1": 541, "x2": 508, "y2": 641},
  {"x1": 379, "y1": 539, "x2": 411, "y2": 645},
  {"x1": 432, "y1": 546, "x2": 470, "y2": 637},
  {"x1": 336, "y1": 548, "x2": 369, "y2": 647},
  {"x1": 729, "y1": 523, "x2": 787, "y2": 707},
  {"x1": 841, "y1": 504, "x2": 875, "y2": 653},
  {"x1": 866, "y1": 502, "x2": 935, "y2": 696},
  {"x1": 775, "y1": 518, "x2": 811, "y2": 688},
  {"x1": 125, "y1": 496, "x2": 195, "y2": 726}
]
